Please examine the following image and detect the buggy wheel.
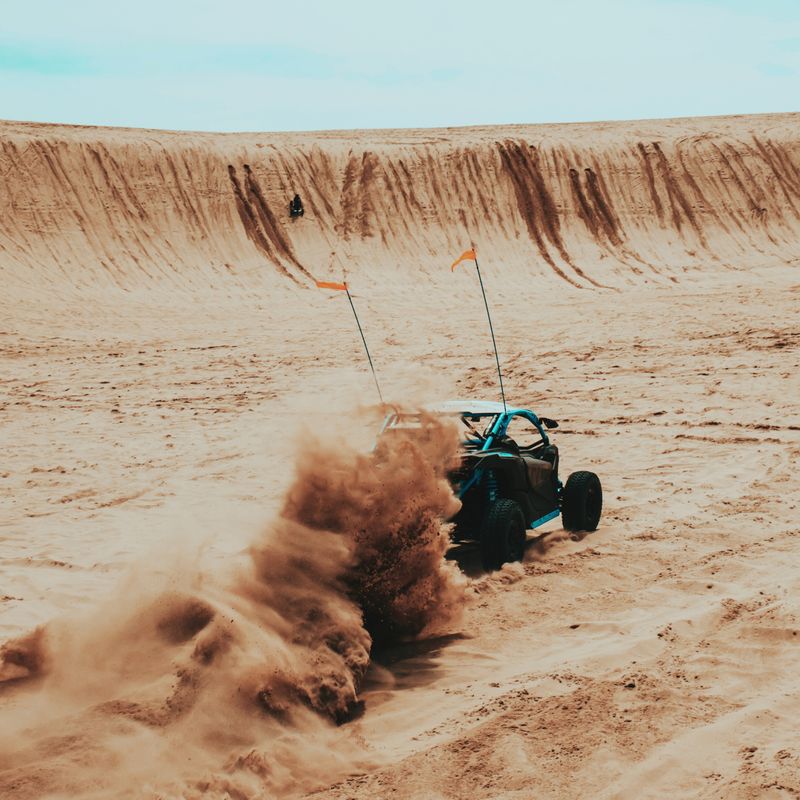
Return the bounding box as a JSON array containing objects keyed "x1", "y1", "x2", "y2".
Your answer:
[
  {"x1": 481, "y1": 499, "x2": 527, "y2": 571},
  {"x1": 561, "y1": 471, "x2": 602, "y2": 532}
]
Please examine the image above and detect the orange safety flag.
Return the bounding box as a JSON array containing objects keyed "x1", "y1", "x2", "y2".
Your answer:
[
  {"x1": 315, "y1": 279, "x2": 348, "y2": 291},
  {"x1": 450, "y1": 248, "x2": 477, "y2": 271}
]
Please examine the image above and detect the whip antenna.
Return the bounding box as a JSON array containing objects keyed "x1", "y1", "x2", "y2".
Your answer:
[
  {"x1": 315, "y1": 279, "x2": 384, "y2": 405},
  {"x1": 450, "y1": 247, "x2": 507, "y2": 412}
]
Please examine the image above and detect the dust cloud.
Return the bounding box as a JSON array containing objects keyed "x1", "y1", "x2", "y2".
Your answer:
[{"x1": 0, "y1": 413, "x2": 464, "y2": 799}]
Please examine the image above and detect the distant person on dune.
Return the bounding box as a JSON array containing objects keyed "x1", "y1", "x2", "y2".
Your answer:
[{"x1": 290, "y1": 194, "x2": 304, "y2": 218}]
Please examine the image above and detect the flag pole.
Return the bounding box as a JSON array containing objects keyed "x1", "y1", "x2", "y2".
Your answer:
[
  {"x1": 344, "y1": 284, "x2": 384, "y2": 405},
  {"x1": 472, "y1": 254, "x2": 506, "y2": 413},
  {"x1": 315, "y1": 277, "x2": 384, "y2": 405},
  {"x1": 450, "y1": 247, "x2": 506, "y2": 412}
]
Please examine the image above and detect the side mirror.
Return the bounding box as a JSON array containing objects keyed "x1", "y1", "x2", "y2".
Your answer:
[{"x1": 540, "y1": 417, "x2": 559, "y2": 429}]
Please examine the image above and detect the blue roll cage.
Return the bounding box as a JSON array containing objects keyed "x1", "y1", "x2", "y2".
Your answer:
[
  {"x1": 473, "y1": 408, "x2": 550, "y2": 452},
  {"x1": 457, "y1": 408, "x2": 548, "y2": 491}
]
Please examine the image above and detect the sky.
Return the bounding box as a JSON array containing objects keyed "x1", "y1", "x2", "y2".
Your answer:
[{"x1": 0, "y1": 0, "x2": 798, "y2": 132}]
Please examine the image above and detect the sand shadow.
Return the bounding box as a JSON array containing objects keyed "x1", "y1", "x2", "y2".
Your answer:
[
  {"x1": 363, "y1": 632, "x2": 468, "y2": 697},
  {"x1": 446, "y1": 528, "x2": 563, "y2": 576}
]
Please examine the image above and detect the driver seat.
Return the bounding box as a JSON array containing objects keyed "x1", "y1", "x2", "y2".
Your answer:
[{"x1": 521, "y1": 456, "x2": 552, "y2": 489}]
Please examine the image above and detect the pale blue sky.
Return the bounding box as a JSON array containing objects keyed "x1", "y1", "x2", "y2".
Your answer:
[{"x1": 0, "y1": 0, "x2": 798, "y2": 131}]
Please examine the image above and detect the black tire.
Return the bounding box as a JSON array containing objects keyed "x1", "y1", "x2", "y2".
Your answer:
[
  {"x1": 481, "y1": 499, "x2": 527, "y2": 570},
  {"x1": 561, "y1": 471, "x2": 602, "y2": 532}
]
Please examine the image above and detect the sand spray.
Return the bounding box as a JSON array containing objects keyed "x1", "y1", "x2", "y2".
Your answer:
[{"x1": 0, "y1": 412, "x2": 465, "y2": 798}]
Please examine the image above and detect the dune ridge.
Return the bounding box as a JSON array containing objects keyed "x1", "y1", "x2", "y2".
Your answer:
[{"x1": 2, "y1": 113, "x2": 800, "y2": 298}]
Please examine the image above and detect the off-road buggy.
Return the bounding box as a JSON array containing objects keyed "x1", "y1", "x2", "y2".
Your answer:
[{"x1": 381, "y1": 401, "x2": 602, "y2": 570}]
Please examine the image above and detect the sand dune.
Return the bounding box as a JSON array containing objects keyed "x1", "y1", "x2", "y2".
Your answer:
[
  {"x1": 2, "y1": 113, "x2": 800, "y2": 301},
  {"x1": 1, "y1": 113, "x2": 800, "y2": 798}
]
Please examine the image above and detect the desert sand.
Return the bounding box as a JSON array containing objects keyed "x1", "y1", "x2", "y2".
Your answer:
[{"x1": 1, "y1": 113, "x2": 800, "y2": 798}]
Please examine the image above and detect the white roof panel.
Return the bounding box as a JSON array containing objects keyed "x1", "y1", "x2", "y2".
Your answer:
[{"x1": 423, "y1": 400, "x2": 519, "y2": 415}]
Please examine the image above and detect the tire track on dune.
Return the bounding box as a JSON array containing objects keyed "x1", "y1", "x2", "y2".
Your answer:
[
  {"x1": 383, "y1": 160, "x2": 416, "y2": 241},
  {"x1": 442, "y1": 145, "x2": 488, "y2": 242},
  {"x1": 699, "y1": 139, "x2": 758, "y2": 247},
  {"x1": 498, "y1": 139, "x2": 610, "y2": 288},
  {"x1": 636, "y1": 142, "x2": 666, "y2": 227},
  {"x1": 474, "y1": 145, "x2": 517, "y2": 241},
  {"x1": 451, "y1": 148, "x2": 481, "y2": 236},
  {"x1": 755, "y1": 136, "x2": 800, "y2": 198},
  {"x1": 464, "y1": 147, "x2": 495, "y2": 229},
  {"x1": 557, "y1": 145, "x2": 629, "y2": 284},
  {"x1": 397, "y1": 158, "x2": 432, "y2": 248},
  {"x1": 496, "y1": 140, "x2": 583, "y2": 287},
  {"x1": 226, "y1": 163, "x2": 309, "y2": 284},
  {"x1": 339, "y1": 151, "x2": 382, "y2": 242},
  {"x1": 148, "y1": 158, "x2": 199, "y2": 274},
  {"x1": 2, "y1": 116, "x2": 800, "y2": 294},
  {"x1": 180, "y1": 151, "x2": 220, "y2": 241},
  {"x1": 0, "y1": 204, "x2": 47, "y2": 276},
  {"x1": 649, "y1": 139, "x2": 742, "y2": 265},
  {"x1": 568, "y1": 166, "x2": 602, "y2": 241},
  {"x1": 228, "y1": 164, "x2": 292, "y2": 279},
  {"x1": 391, "y1": 156, "x2": 435, "y2": 259},
  {"x1": 165, "y1": 150, "x2": 215, "y2": 244},
  {"x1": 357, "y1": 151, "x2": 381, "y2": 240},
  {"x1": 278, "y1": 149, "x2": 325, "y2": 222},
  {"x1": 100, "y1": 142, "x2": 190, "y2": 273},
  {"x1": 567, "y1": 163, "x2": 652, "y2": 281},
  {"x1": 338, "y1": 152, "x2": 359, "y2": 240},
  {"x1": 88, "y1": 142, "x2": 196, "y2": 285},
  {"x1": 742, "y1": 162, "x2": 800, "y2": 251},
  {"x1": 587, "y1": 148, "x2": 667, "y2": 280},
  {"x1": 701, "y1": 138, "x2": 776, "y2": 256},
  {"x1": 300, "y1": 148, "x2": 338, "y2": 221},
  {"x1": 0, "y1": 140, "x2": 70, "y2": 277},
  {"x1": 267, "y1": 145, "x2": 292, "y2": 202},
  {"x1": 243, "y1": 164, "x2": 313, "y2": 278},
  {"x1": 82, "y1": 145, "x2": 159, "y2": 283},
  {"x1": 584, "y1": 166, "x2": 624, "y2": 248},
  {"x1": 378, "y1": 156, "x2": 416, "y2": 244},
  {"x1": 675, "y1": 137, "x2": 743, "y2": 269},
  {"x1": 710, "y1": 143, "x2": 772, "y2": 238},
  {"x1": 36, "y1": 140, "x2": 129, "y2": 287},
  {"x1": 13, "y1": 138, "x2": 99, "y2": 279},
  {"x1": 650, "y1": 142, "x2": 701, "y2": 239},
  {"x1": 280, "y1": 146, "x2": 356, "y2": 263},
  {"x1": 673, "y1": 139, "x2": 727, "y2": 260},
  {"x1": 751, "y1": 137, "x2": 800, "y2": 222},
  {"x1": 425, "y1": 147, "x2": 453, "y2": 239},
  {"x1": 279, "y1": 146, "x2": 353, "y2": 260},
  {"x1": 184, "y1": 148, "x2": 250, "y2": 280},
  {"x1": 367, "y1": 154, "x2": 398, "y2": 246},
  {"x1": 723, "y1": 142, "x2": 774, "y2": 215}
]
